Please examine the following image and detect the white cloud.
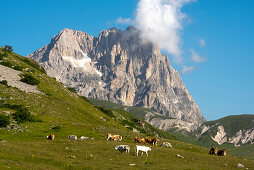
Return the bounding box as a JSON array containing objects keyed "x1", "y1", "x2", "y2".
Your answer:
[
  {"x1": 116, "y1": 17, "x2": 133, "y2": 25},
  {"x1": 190, "y1": 49, "x2": 206, "y2": 63},
  {"x1": 134, "y1": 0, "x2": 196, "y2": 64},
  {"x1": 199, "y1": 38, "x2": 206, "y2": 47},
  {"x1": 181, "y1": 65, "x2": 195, "y2": 74}
]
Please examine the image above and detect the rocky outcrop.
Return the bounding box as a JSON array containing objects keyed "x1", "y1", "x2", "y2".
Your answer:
[
  {"x1": 195, "y1": 115, "x2": 254, "y2": 146},
  {"x1": 211, "y1": 126, "x2": 227, "y2": 145},
  {"x1": 28, "y1": 27, "x2": 206, "y2": 126},
  {"x1": 145, "y1": 112, "x2": 198, "y2": 132},
  {"x1": 0, "y1": 65, "x2": 42, "y2": 94}
]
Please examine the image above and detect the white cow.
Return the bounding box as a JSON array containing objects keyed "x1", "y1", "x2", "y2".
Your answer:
[
  {"x1": 160, "y1": 142, "x2": 173, "y2": 148},
  {"x1": 68, "y1": 135, "x2": 77, "y2": 140},
  {"x1": 115, "y1": 145, "x2": 130, "y2": 153},
  {"x1": 136, "y1": 145, "x2": 151, "y2": 156}
]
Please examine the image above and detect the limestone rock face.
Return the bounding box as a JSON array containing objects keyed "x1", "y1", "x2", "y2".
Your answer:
[{"x1": 28, "y1": 27, "x2": 206, "y2": 125}]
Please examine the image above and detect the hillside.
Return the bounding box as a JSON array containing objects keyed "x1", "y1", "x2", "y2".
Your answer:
[{"x1": 0, "y1": 48, "x2": 253, "y2": 169}]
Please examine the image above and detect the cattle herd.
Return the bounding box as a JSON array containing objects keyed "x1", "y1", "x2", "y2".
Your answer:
[
  {"x1": 107, "y1": 133, "x2": 170, "y2": 156},
  {"x1": 209, "y1": 146, "x2": 227, "y2": 156},
  {"x1": 46, "y1": 133, "x2": 227, "y2": 157}
]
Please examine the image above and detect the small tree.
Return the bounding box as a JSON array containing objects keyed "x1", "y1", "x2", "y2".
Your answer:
[
  {"x1": 4, "y1": 45, "x2": 13, "y2": 52},
  {"x1": 0, "y1": 114, "x2": 10, "y2": 127},
  {"x1": 12, "y1": 108, "x2": 35, "y2": 123},
  {"x1": 0, "y1": 80, "x2": 8, "y2": 86},
  {"x1": 20, "y1": 74, "x2": 40, "y2": 85}
]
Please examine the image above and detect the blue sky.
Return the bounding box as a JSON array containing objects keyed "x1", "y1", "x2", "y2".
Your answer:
[{"x1": 0, "y1": 0, "x2": 253, "y2": 121}]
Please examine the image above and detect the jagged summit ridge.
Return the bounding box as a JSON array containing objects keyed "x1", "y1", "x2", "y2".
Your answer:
[{"x1": 28, "y1": 27, "x2": 206, "y2": 125}]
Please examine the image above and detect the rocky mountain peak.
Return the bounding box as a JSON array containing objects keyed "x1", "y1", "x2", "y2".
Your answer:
[{"x1": 28, "y1": 27, "x2": 206, "y2": 126}]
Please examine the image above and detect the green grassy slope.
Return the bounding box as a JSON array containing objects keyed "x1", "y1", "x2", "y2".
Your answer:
[{"x1": 0, "y1": 48, "x2": 253, "y2": 169}]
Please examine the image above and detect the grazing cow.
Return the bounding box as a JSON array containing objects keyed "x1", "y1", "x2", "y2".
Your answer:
[
  {"x1": 209, "y1": 146, "x2": 218, "y2": 155},
  {"x1": 68, "y1": 135, "x2": 78, "y2": 140},
  {"x1": 136, "y1": 145, "x2": 151, "y2": 156},
  {"x1": 115, "y1": 145, "x2": 130, "y2": 153},
  {"x1": 107, "y1": 134, "x2": 122, "y2": 141},
  {"x1": 145, "y1": 137, "x2": 153, "y2": 144},
  {"x1": 134, "y1": 137, "x2": 146, "y2": 144},
  {"x1": 113, "y1": 135, "x2": 123, "y2": 142},
  {"x1": 160, "y1": 142, "x2": 172, "y2": 148},
  {"x1": 152, "y1": 138, "x2": 159, "y2": 145},
  {"x1": 107, "y1": 134, "x2": 115, "y2": 140},
  {"x1": 217, "y1": 149, "x2": 227, "y2": 156},
  {"x1": 80, "y1": 136, "x2": 89, "y2": 140},
  {"x1": 46, "y1": 134, "x2": 55, "y2": 140}
]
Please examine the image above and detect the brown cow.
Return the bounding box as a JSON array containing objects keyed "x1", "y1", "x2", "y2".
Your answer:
[
  {"x1": 113, "y1": 135, "x2": 123, "y2": 141},
  {"x1": 217, "y1": 149, "x2": 227, "y2": 156},
  {"x1": 209, "y1": 146, "x2": 218, "y2": 155},
  {"x1": 152, "y1": 138, "x2": 159, "y2": 145},
  {"x1": 107, "y1": 134, "x2": 122, "y2": 141},
  {"x1": 107, "y1": 134, "x2": 115, "y2": 140},
  {"x1": 145, "y1": 137, "x2": 153, "y2": 144},
  {"x1": 47, "y1": 134, "x2": 55, "y2": 140},
  {"x1": 134, "y1": 137, "x2": 146, "y2": 144}
]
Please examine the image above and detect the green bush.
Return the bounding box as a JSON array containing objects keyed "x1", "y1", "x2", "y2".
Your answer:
[
  {"x1": 19, "y1": 57, "x2": 46, "y2": 73},
  {"x1": 67, "y1": 87, "x2": 77, "y2": 93},
  {"x1": 0, "y1": 80, "x2": 8, "y2": 86},
  {"x1": 0, "y1": 61, "x2": 12, "y2": 68},
  {"x1": 12, "y1": 108, "x2": 36, "y2": 124},
  {"x1": 0, "y1": 114, "x2": 10, "y2": 127},
  {"x1": 0, "y1": 53, "x2": 3, "y2": 60},
  {"x1": 95, "y1": 106, "x2": 115, "y2": 118},
  {"x1": 4, "y1": 45, "x2": 13, "y2": 52},
  {"x1": 20, "y1": 74, "x2": 40, "y2": 85},
  {"x1": 14, "y1": 65, "x2": 23, "y2": 71}
]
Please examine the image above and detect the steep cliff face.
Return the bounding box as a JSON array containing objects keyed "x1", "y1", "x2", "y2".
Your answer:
[{"x1": 28, "y1": 27, "x2": 206, "y2": 125}]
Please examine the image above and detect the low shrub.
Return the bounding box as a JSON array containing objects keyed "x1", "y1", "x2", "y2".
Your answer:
[
  {"x1": 95, "y1": 106, "x2": 115, "y2": 118},
  {"x1": 0, "y1": 53, "x2": 3, "y2": 60},
  {"x1": 20, "y1": 74, "x2": 40, "y2": 85},
  {"x1": 0, "y1": 80, "x2": 8, "y2": 86},
  {"x1": 67, "y1": 87, "x2": 77, "y2": 93},
  {"x1": 0, "y1": 114, "x2": 10, "y2": 127},
  {"x1": 12, "y1": 108, "x2": 36, "y2": 124},
  {"x1": 19, "y1": 57, "x2": 46, "y2": 73},
  {"x1": 0, "y1": 61, "x2": 12, "y2": 68},
  {"x1": 14, "y1": 65, "x2": 23, "y2": 71}
]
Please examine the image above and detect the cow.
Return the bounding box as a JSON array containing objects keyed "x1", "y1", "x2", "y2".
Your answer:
[
  {"x1": 145, "y1": 137, "x2": 153, "y2": 144},
  {"x1": 68, "y1": 135, "x2": 78, "y2": 140},
  {"x1": 80, "y1": 136, "x2": 89, "y2": 140},
  {"x1": 136, "y1": 145, "x2": 151, "y2": 156},
  {"x1": 209, "y1": 146, "x2": 218, "y2": 155},
  {"x1": 115, "y1": 145, "x2": 130, "y2": 153},
  {"x1": 107, "y1": 134, "x2": 115, "y2": 140},
  {"x1": 107, "y1": 134, "x2": 122, "y2": 141},
  {"x1": 151, "y1": 138, "x2": 159, "y2": 145},
  {"x1": 46, "y1": 134, "x2": 55, "y2": 140},
  {"x1": 160, "y1": 142, "x2": 172, "y2": 148},
  {"x1": 217, "y1": 149, "x2": 227, "y2": 156},
  {"x1": 113, "y1": 135, "x2": 123, "y2": 142},
  {"x1": 134, "y1": 137, "x2": 146, "y2": 144}
]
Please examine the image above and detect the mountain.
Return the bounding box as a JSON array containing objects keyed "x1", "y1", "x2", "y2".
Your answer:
[
  {"x1": 196, "y1": 114, "x2": 254, "y2": 147},
  {"x1": 28, "y1": 27, "x2": 205, "y2": 127}
]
